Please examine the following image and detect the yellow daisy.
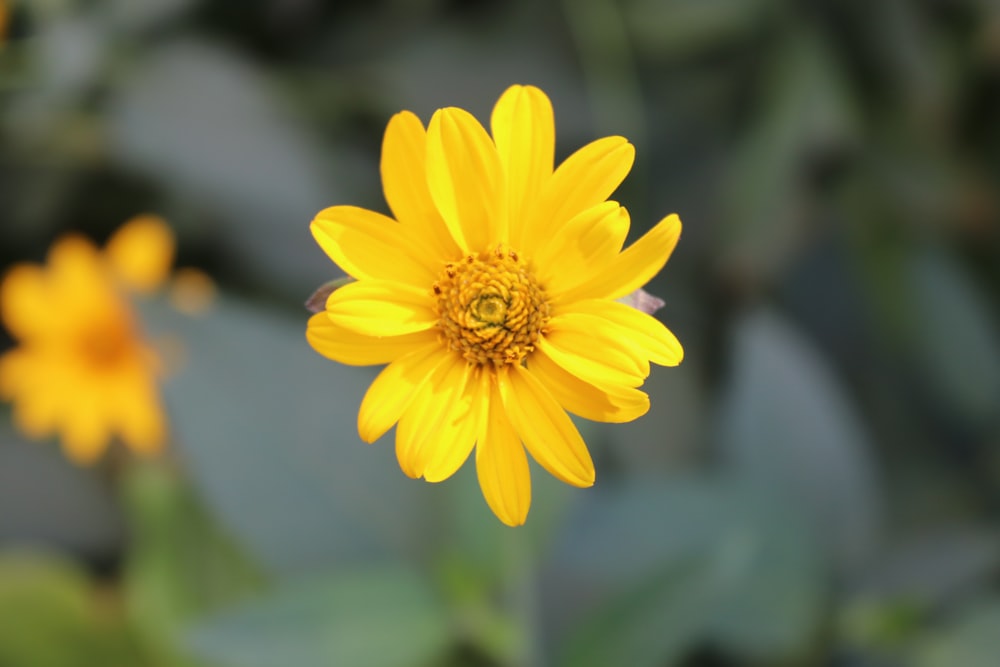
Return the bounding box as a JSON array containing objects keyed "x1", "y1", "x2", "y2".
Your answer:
[
  {"x1": 307, "y1": 85, "x2": 683, "y2": 526},
  {"x1": 0, "y1": 216, "x2": 174, "y2": 463}
]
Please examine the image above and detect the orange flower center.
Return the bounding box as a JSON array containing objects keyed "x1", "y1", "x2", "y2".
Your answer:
[
  {"x1": 76, "y1": 311, "x2": 137, "y2": 372},
  {"x1": 433, "y1": 245, "x2": 549, "y2": 367}
]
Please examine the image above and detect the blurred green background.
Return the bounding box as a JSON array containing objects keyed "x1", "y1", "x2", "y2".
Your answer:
[{"x1": 2, "y1": 0, "x2": 1000, "y2": 665}]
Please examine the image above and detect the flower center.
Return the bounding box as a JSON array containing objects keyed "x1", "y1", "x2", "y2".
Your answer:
[
  {"x1": 76, "y1": 311, "x2": 136, "y2": 371},
  {"x1": 433, "y1": 245, "x2": 549, "y2": 367}
]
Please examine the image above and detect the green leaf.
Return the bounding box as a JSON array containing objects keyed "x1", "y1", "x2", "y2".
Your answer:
[
  {"x1": 852, "y1": 527, "x2": 1000, "y2": 607},
  {"x1": 554, "y1": 476, "x2": 826, "y2": 665},
  {"x1": 705, "y1": 489, "x2": 827, "y2": 658},
  {"x1": 141, "y1": 295, "x2": 433, "y2": 574},
  {"x1": 905, "y1": 249, "x2": 1000, "y2": 426},
  {"x1": 558, "y1": 555, "x2": 717, "y2": 667},
  {"x1": 122, "y1": 460, "x2": 264, "y2": 658},
  {"x1": 0, "y1": 552, "x2": 146, "y2": 667},
  {"x1": 623, "y1": 0, "x2": 779, "y2": 61},
  {"x1": 716, "y1": 308, "x2": 882, "y2": 572},
  {"x1": 719, "y1": 28, "x2": 858, "y2": 280},
  {"x1": 840, "y1": 528, "x2": 1000, "y2": 654},
  {"x1": 912, "y1": 600, "x2": 1000, "y2": 667},
  {"x1": 108, "y1": 0, "x2": 196, "y2": 32},
  {"x1": 184, "y1": 566, "x2": 452, "y2": 667},
  {"x1": 108, "y1": 40, "x2": 356, "y2": 297},
  {"x1": 839, "y1": 597, "x2": 926, "y2": 652}
]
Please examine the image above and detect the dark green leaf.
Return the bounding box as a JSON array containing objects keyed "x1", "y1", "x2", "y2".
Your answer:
[
  {"x1": 905, "y1": 249, "x2": 1000, "y2": 426},
  {"x1": 624, "y1": 0, "x2": 779, "y2": 61},
  {"x1": 719, "y1": 30, "x2": 858, "y2": 280}
]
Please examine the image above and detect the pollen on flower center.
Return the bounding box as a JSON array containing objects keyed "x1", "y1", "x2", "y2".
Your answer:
[{"x1": 433, "y1": 245, "x2": 550, "y2": 367}]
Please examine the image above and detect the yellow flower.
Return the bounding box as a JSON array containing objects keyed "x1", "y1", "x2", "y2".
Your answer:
[
  {"x1": 307, "y1": 85, "x2": 683, "y2": 526},
  {"x1": 0, "y1": 217, "x2": 175, "y2": 464}
]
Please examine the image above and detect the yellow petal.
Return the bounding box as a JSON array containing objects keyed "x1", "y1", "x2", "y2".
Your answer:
[
  {"x1": 523, "y1": 136, "x2": 634, "y2": 258},
  {"x1": 311, "y1": 206, "x2": 436, "y2": 284},
  {"x1": 0, "y1": 264, "x2": 56, "y2": 339},
  {"x1": 34, "y1": 236, "x2": 131, "y2": 347},
  {"x1": 48, "y1": 236, "x2": 117, "y2": 323},
  {"x1": 0, "y1": 348, "x2": 30, "y2": 399},
  {"x1": 559, "y1": 299, "x2": 683, "y2": 367},
  {"x1": 105, "y1": 214, "x2": 175, "y2": 293},
  {"x1": 475, "y1": 382, "x2": 531, "y2": 526},
  {"x1": 13, "y1": 389, "x2": 61, "y2": 441},
  {"x1": 381, "y1": 111, "x2": 461, "y2": 262},
  {"x1": 534, "y1": 201, "x2": 628, "y2": 288},
  {"x1": 538, "y1": 315, "x2": 649, "y2": 390},
  {"x1": 422, "y1": 366, "x2": 483, "y2": 483},
  {"x1": 325, "y1": 279, "x2": 437, "y2": 337},
  {"x1": 306, "y1": 312, "x2": 438, "y2": 366},
  {"x1": 499, "y1": 365, "x2": 594, "y2": 487},
  {"x1": 394, "y1": 414, "x2": 426, "y2": 479},
  {"x1": 357, "y1": 344, "x2": 451, "y2": 443},
  {"x1": 490, "y1": 85, "x2": 554, "y2": 250},
  {"x1": 395, "y1": 359, "x2": 478, "y2": 481},
  {"x1": 554, "y1": 213, "x2": 682, "y2": 303},
  {"x1": 60, "y1": 389, "x2": 110, "y2": 465},
  {"x1": 572, "y1": 202, "x2": 629, "y2": 259},
  {"x1": 3, "y1": 350, "x2": 63, "y2": 437},
  {"x1": 112, "y1": 372, "x2": 166, "y2": 455},
  {"x1": 548, "y1": 312, "x2": 651, "y2": 377},
  {"x1": 394, "y1": 356, "x2": 467, "y2": 478},
  {"x1": 528, "y1": 348, "x2": 650, "y2": 423},
  {"x1": 427, "y1": 106, "x2": 505, "y2": 252}
]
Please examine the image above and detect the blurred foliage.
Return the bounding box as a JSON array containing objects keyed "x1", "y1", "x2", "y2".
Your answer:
[
  {"x1": 0, "y1": 550, "x2": 146, "y2": 667},
  {"x1": 2, "y1": 0, "x2": 1000, "y2": 666}
]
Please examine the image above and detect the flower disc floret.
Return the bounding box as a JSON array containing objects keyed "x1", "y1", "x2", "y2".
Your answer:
[{"x1": 434, "y1": 245, "x2": 549, "y2": 367}]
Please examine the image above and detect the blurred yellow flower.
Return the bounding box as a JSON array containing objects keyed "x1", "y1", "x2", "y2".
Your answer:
[
  {"x1": 0, "y1": 217, "x2": 175, "y2": 463},
  {"x1": 0, "y1": 1, "x2": 7, "y2": 46},
  {"x1": 307, "y1": 85, "x2": 683, "y2": 526}
]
